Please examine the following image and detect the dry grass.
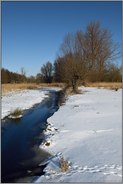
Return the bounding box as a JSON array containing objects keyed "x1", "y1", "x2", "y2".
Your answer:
[
  {"x1": 2, "y1": 82, "x2": 122, "y2": 94},
  {"x1": 2, "y1": 83, "x2": 38, "y2": 94},
  {"x1": 64, "y1": 87, "x2": 74, "y2": 96},
  {"x1": 85, "y1": 82, "x2": 122, "y2": 89},
  {"x1": 60, "y1": 157, "x2": 69, "y2": 172},
  {"x1": 10, "y1": 108, "x2": 22, "y2": 117},
  {"x1": 64, "y1": 82, "x2": 122, "y2": 96},
  {"x1": 2, "y1": 83, "x2": 64, "y2": 94},
  {"x1": 64, "y1": 87, "x2": 82, "y2": 96}
]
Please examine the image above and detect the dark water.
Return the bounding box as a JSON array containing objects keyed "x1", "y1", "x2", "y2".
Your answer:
[{"x1": 1, "y1": 90, "x2": 64, "y2": 183}]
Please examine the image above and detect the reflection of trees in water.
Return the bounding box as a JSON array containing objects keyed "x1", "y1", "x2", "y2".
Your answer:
[
  {"x1": 45, "y1": 91, "x2": 65, "y2": 112},
  {"x1": 1, "y1": 126, "x2": 6, "y2": 135},
  {"x1": 2, "y1": 145, "x2": 51, "y2": 183},
  {"x1": 11, "y1": 118, "x2": 22, "y2": 124},
  {"x1": 46, "y1": 93, "x2": 56, "y2": 109},
  {"x1": 57, "y1": 91, "x2": 66, "y2": 106},
  {"x1": 20, "y1": 145, "x2": 51, "y2": 169}
]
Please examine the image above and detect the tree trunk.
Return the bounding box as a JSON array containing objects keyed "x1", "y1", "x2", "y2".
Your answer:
[{"x1": 71, "y1": 79, "x2": 77, "y2": 93}]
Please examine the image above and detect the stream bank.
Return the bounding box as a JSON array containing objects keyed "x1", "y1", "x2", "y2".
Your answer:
[{"x1": 1, "y1": 90, "x2": 65, "y2": 183}]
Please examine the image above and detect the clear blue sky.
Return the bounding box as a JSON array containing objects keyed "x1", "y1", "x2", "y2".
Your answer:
[{"x1": 2, "y1": 1, "x2": 122, "y2": 76}]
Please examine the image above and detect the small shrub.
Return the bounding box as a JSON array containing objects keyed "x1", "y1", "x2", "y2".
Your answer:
[
  {"x1": 10, "y1": 108, "x2": 22, "y2": 118},
  {"x1": 112, "y1": 87, "x2": 119, "y2": 91},
  {"x1": 27, "y1": 86, "x2": 36, "y2": 89},
  {"x1": 60, "y1": 157, "x2": 69, "y2": 172},
  {"x1": 45, "y1": 141, "x2": 50, "y2": 146}
]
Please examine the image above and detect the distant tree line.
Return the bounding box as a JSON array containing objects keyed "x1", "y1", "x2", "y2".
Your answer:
[
  {"x1": 2, "y1": 21, "x2": 122, "y2": 90},
  {"x1": 1, "y1": 68, "x2": 27, "y2": 84},
  {"x1": 1, "y1": 68, "x2": 36, "y2": 84}
]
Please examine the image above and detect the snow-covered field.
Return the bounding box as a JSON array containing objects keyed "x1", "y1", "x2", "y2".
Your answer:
[
  {"x1": 38, "y1": 87, "x2": 122, "y2": 182},
  {"x1": 1, "y1": 89, "x2": 50, "y2": 119}
]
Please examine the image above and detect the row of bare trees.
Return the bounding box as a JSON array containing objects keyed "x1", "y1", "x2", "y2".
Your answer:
[
  {"x1": 54, "y1": 21, "x2": 121, "y2": 92},
  {"x1": 1, "y1": 68, "x2": 36, "y2": 84},
  {"x1": 40, "y1": 21, "x2": 121, "y2": 92}
]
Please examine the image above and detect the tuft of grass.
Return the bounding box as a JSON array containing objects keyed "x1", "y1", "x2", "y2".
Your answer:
[
  {"x1": 111, "y1": 87, "x2": 119, "y2": 91},
  {"x1": 60, "y1": 157, "x2": 69, "y2": 172},
  {"x1": 10, "y1": 108, "x2": 22, "y2": 118}
]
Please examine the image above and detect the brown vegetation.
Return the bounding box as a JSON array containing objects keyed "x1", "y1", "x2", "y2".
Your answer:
[
  {"x1": 40, "y1": 61, "x2": 53, "y2": 83},
  {"x1": 55, "y1": 21, "x2": 121, "y2": 93},
  {"x1": 2, "y1": 82, "x2": 121, "y2": 95},
  {"x1": 2, "y1": 83, "x2": 64, "y2": 94},
  {"x1": 10, "y1": 108, "x2": 22, "y2": 118},
  {"x1": 60, "y1": 157, "x2": 69, "y2": 172},
  {"x1": 86, "y1": 82, "x2": 122, "y2": 89}
]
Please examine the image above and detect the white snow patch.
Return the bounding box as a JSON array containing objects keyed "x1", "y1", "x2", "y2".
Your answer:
[
  {"x1": 9, "y1": 114, "x2": 23, "y2": 119},
  {"x1": 41, "y1": 87, "x2": 62, "y2": 91},
  {"x1": 2, "y1": 89, "x2": 49, "y2": 119},
  {"x1": 38, "y1": 87, "x2": 122, "y2": 182}
]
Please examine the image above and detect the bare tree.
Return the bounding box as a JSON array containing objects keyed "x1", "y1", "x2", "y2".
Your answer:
[
  {"x1": 84, "y1": 21, "x2": 120, "y2": 81},
  {"x1": 20, "y1": 67, "x2": 26, "y2": 82},
  {"x1": 57, "y1": 21, "x2": 120, "y2": 92},
  {"x1": 41, "y1": 61, "x2": 53, "y2": 83},
  {"x1": 104, "y1": 64, "x2": 122, "y2": 82},
  {"x1": 36, "y1": 73, "x2": 43, "y2": 83},
  {"x1": 21, "y1": 67, "x2": 26, "y2": 76},
  {"x1": 54, "y1": 58, "x2": 64, "y2": 82},
  {"x1": 59, "y1": 33, "x2": 84, "y2": 92}
]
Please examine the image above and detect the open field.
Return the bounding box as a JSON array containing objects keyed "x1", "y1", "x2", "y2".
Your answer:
[
  {"x1": 86, "y1": 82, "x2": 122, "y2": 89},
  {"x1": 1, "y1": 83, "x2": 64, "y2": 94},
  {"x1": 1, "y1": 82, "x2": 122, "y2": 94}
]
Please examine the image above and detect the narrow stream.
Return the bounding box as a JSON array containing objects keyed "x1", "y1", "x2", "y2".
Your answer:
[{"x1": 1, "y1": 90, "x2": 64, "y2": 183}]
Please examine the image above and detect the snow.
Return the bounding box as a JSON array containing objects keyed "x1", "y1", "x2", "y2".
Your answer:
[
  {"x1": 1, "y1": 89, "x2": 49, "y2": 119},
  {"x1": 9, "y1": 114, "x2": 23, "y2": 119},
  {"x1": 38, "y1": 87, "x2": 122, "y2": 182},
  {"x1": 40, "y1": 87, "x2": 62, "y2": 91},
  {"x1": 1, "y1": 86, "x2": 62, "y2": 120}
]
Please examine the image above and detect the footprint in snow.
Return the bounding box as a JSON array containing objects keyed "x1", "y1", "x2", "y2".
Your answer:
[{"x1": 69, "y1": 164, "x2": 122, "y2": 177}]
